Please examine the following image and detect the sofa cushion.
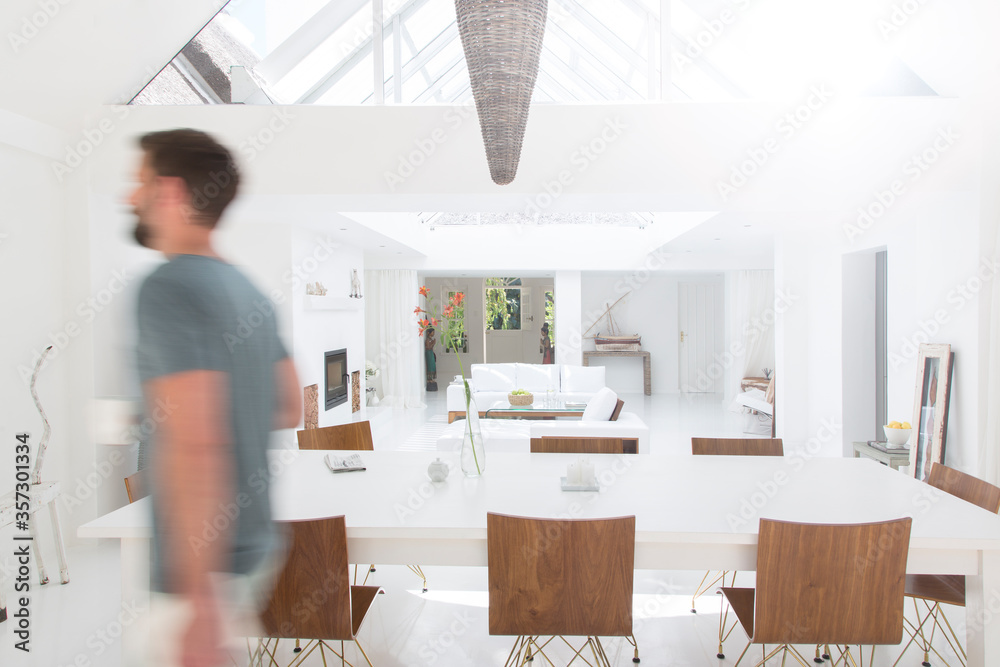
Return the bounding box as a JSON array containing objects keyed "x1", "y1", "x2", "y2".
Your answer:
[
  {"x1": 562, "y1": 365, "x2": 606, "y2": 393},
  {"x1": 515, "y1": 363, "x2": 560, "y2": 392},
  {"x1": 471, "y1": 363, "x2": 516, "y2": 392},
  {"x1": 582, "y1": 387, "x2": 618, "y2": 421}
]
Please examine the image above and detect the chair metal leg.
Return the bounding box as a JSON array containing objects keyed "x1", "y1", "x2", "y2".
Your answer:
[
  {"x1": 717, "y1": 570, "x2": 739, "y2": 658},
  {"x1": 407, "y1": 564, "x2": 428, "y2": 592},
  {"x1": 27, "y1": 512, "x2": 49, "y2": 585},
  {"x1": 47, "y1": 499, "x2": 70, "y2": 584},
  {"x1": 626, "y1": 633, "x2": 640, "y2": 663}
]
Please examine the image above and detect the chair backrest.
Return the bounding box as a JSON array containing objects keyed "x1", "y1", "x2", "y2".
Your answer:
[
  {"x1": 691, "y1": 437, "x2": 783, "y2": 456},
  {"x1": 754, "y1": 517, "x2": 912, "y2": 645},
  {"x1": 487, "y1": 512, "x2": 635, "y2": 638},
  {"x1": 927, "y1": 463, "x2": 1000, "y2": 513},
  {"x1": 297, "y1": 421, "x2": 374, "y2": 451},
  {"x1": 609, "y1": 398, "x2": 625, "y2": 422},
  {"x1": 260, "y1": 516, "x2": 353, "y2": 640},
  {"x1": 124, "y1": 469, "x2": 150, "y2": 503},
  {"x1": 529, "y1": 436, "x2": 638, "y2": 455}
]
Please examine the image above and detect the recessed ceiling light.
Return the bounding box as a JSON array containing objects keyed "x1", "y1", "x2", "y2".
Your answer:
[
  {"x1": 340, "y1": 227, "x2": 347, "y2": 231},
  {"x1": 744, "y1": 224, "x2": 751, "y2": 228},
  {"x1": 714, "y1": 238, "x2": 721, "y2": 241},
  {"x1": 379, "y1": 245, "x2": 385, "y2": 248}
]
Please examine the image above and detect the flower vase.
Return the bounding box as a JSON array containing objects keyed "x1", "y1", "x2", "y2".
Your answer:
[{"x1": 461, "y1": 387, "x2": 486, "y2": 477}]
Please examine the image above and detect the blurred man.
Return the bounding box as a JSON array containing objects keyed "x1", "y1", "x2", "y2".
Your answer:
[{"x1": 130, "y1": 128, "x2": 301, "y2": 666}]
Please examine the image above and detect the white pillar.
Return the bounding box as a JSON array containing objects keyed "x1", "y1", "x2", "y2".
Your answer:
[{"x1": 555, "y1": 271, "x2": 582, "y2": 366}]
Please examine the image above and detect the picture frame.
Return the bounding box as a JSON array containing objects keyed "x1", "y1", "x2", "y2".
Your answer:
[{"x1": 909, "y1": 343, "x2": 954, "y2": 481}]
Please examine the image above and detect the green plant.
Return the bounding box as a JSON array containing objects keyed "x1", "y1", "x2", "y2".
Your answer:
[{"x1": 510, "y1": 388, "x2": 530, "y2": 396}]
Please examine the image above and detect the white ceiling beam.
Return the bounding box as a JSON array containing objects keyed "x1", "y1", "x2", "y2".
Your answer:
[{"x1": 255, "y1": 0, "x2": 369, "y2": 85}]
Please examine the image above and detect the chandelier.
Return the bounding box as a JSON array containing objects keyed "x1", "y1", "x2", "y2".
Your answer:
[{"x1": 454, "y1": 0, "x2": 548, "y2": 185}]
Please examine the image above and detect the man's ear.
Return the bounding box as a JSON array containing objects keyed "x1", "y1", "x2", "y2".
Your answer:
[{"x1": 155, "y1": 175, "x2": 190, "y2": 209}]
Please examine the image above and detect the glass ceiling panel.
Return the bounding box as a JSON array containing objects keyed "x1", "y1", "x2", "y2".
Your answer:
[{"x1": 132, "y1": 0, "x2": 937, "y2": 106}]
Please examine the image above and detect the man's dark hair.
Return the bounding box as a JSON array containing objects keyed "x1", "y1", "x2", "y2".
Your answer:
[{"x1": 138, "y1": 128, "x2": 240, "y2": 227}]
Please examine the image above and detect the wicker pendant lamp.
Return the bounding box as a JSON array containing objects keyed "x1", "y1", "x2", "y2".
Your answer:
[{"x1": 454, "y1": 0, "x2": 548, "y2": 185}]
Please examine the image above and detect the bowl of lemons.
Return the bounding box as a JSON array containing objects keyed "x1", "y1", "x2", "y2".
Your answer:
[{"x1": 883, "y1": 421, "x2": 912, "y2": 447}]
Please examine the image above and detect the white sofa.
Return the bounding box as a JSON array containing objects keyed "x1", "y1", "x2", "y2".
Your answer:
[{"x1": 446, "y1": 363, "x2": 606, "y2": 422}]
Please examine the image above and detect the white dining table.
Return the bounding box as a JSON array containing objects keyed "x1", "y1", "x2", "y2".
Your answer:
[{"x1": 79, "y1": 450, "x2": 1000, "y2": 665}]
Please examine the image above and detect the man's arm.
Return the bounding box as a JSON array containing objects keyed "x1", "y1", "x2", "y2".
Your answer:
[
  {"x1": 147, "y1": 370, "x2": 232, "y2": 598},
  {"x1": 273, "y1": 356, "x2": 302, "y2": 430}
]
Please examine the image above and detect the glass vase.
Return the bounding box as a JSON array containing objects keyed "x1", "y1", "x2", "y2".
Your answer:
[{"x1": 461, "y1": 386, "x2": 486, "y2": 477}]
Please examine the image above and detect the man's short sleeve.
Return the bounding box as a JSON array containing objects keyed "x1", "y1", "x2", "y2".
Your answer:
[{"x1": 137, "y1": 274, "x2": 229, "y2": 381}]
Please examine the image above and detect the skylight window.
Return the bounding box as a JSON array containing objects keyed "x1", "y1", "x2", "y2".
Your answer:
[{"x1": 132, "y1": 0, "x2": 938, "y2": 106}]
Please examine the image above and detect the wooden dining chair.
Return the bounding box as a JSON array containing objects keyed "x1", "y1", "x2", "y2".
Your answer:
[
  {"x1": 892, "y1": 463, "x2": 1000, "y2": 667},
  {"x1": 123, "y1": 469, "x2": 150, "y2": 503},
  {"x1": 296, "y1": 421, "x2": 375, "y2": 451},
  {"x1": 690, "y1": 437, "x2": 784, "y2": 659},
  {"x1": 256, "y1": 515, "x2": 382, "y2": 667},
  {"x1": 529, "y1": 436, "x2": 639, "y2": 454},
  {"x1": 296, "y1": 421, "x2": 428, "y2": 593},
  {"x1": 722, "y1": 517, "x2": 913, "y2": 667},
  {"x1": 487, "y1": 512, "x2": 638, "y2": 666}
]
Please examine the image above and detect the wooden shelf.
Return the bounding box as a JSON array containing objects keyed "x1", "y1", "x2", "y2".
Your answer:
[{"x1": 303, "y1": 295, "x2": 364, "y2": 311}]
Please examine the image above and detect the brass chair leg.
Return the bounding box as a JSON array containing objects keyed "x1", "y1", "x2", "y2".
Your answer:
[{"x1": 626, "y1": 633, "x2": 640, "y2": 663}]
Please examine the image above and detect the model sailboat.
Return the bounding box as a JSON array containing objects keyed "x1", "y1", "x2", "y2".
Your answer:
[{"x1": 583, "y1": 292, "x2": 642, "y2": 351}]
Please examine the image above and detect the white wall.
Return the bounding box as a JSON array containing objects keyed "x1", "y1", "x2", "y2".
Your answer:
[
  {"x1": 555, "y1": 271, "x2": 583, "y2": 366},
  {"x1": 842, "y1": 250, "x2": 879, "y2": 452},
  {"x1": 290, "y1": 231, "x2": 366, "y2": 428},
  {"x1": 581, "y1": 272, "x2": 679, "y2": 394}
]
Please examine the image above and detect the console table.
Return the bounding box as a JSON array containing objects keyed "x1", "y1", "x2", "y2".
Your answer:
[
  {"x1": 853, "y1": 441, "x2": 910, "y2": 471},
  {"x1": 583, "y1": 350, "x2": 651, "y2": 395}
]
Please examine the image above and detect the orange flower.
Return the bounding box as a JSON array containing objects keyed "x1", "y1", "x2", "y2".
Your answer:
[
  {"x1": 443, "y1": 305, "x2": 454, "y2": 317},
  {"x1": 413, "y1": 306, "x2": 423, "y2": 314},
  {"x1": 431, "y1": 318, "x2": 439, "y2": 327},
  {"x1": 419, "y1": 285, "x2": 430, "y2": 297},
  {"x1": 452, "y1": 292, "x2": 465, "y2": 305},
  {"x1": 418, "y1": 318, "x2": 430, "y2": 328}
]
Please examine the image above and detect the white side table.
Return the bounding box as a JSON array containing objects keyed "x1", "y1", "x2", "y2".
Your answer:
[{"x1": 852, "y1": 441, "x2": 910, "y2": 471}]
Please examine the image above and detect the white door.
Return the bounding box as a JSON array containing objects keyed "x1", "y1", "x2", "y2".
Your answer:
[{"x1": 678, "y1": 281, "x2": 725, "y2": 392}]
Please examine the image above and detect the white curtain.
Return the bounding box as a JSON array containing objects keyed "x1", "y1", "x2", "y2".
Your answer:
[
  {"x1": 365, "y1": 270, "x2": 424, "y2": 408},
  {"x1": 980, "y1": 233, "x2": 1000, "y2": 485},
  {"x1": 735, "y1": 270, "x2": 776, "y2": 379}
]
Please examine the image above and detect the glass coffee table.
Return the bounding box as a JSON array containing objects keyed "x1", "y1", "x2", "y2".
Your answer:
[{"x1": 484, "y1": 400, "x2": 586, "y2": 419}]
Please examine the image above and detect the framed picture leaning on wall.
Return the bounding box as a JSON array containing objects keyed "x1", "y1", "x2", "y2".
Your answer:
[{"x1": 909, "y1": 343, "x2": 954, "y2": 481}]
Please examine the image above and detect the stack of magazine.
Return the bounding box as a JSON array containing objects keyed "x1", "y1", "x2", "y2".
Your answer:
[
  {"x1": 867, "y1": 440, "x2": 908, "y2": 453},
  {"x1": 324, "y1": 453, "x2": 366, "y2": 473}
]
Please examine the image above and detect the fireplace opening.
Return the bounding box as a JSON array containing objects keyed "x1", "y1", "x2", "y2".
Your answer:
[{"x1": 325, "y1": 348, "x2": 348, "y2": 410}]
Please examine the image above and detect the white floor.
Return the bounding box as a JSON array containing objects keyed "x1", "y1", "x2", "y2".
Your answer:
[{"x1": 0, "y1": 393, "x2": 964, "y2": 666}]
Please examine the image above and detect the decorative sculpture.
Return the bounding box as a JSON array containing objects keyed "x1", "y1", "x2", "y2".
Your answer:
[
  {"x1": 425, "y1": 327, "x2": 438, "y2": 392},
  {"x1": 306, "y1": 282, "x2": 328, "y2": 296},
  {"x1": 350, "y1": 269, "x2": 363, "y2": 298},
  {"x1": 455, "y1": 0, "x2": 548, "y2": 185}
]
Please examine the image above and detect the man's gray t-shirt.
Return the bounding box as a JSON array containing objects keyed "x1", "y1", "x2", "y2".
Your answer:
[{"x1": 136, "y1": 254, "x2": 286, "y2": 593}]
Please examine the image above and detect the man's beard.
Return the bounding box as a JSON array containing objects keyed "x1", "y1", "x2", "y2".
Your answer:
[{"x1": 132, "y1": 217, "x2": 153, "y2": 248}]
